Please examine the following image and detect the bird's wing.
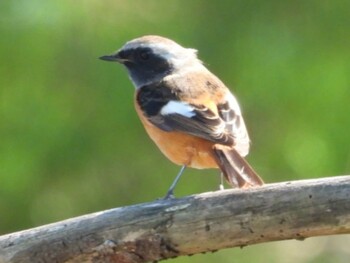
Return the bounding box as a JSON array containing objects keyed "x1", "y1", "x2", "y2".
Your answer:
[
  {"x1": 136, "y1": 81, "x2": 249, "y2": 151},
  {"x1": 216, "y1": 93, "x2": 250, "y2": 156}
]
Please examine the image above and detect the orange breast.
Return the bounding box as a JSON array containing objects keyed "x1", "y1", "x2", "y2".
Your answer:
[{"x1": 134, "y1": 101, "x2": 218, "y2": 169}]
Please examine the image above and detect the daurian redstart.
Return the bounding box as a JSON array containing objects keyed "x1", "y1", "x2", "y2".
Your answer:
[{"x1": 100, "y1": 35, "x2": 263, "y2": 198}]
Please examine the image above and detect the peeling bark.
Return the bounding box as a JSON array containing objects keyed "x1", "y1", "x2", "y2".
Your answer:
[{"x1": 1, "y1": 176, "x2": 350, "y2": 263}]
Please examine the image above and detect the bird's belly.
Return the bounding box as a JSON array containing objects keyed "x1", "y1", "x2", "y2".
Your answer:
[{"x1": 139, "y1": 117, "x2": 218, "y2": 169}]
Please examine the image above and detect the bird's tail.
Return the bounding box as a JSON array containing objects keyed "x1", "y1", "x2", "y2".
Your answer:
[{"x1": 212, "y1": 145, "x2": 264, "y2": 188}]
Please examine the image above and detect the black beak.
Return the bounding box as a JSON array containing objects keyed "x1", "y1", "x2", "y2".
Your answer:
[
  {"x1": 99, "y1": 53, "x2": 121, "y2": 62},
  {"x1": 99, "y1": 52, "x2": 131, "y2": 64}
]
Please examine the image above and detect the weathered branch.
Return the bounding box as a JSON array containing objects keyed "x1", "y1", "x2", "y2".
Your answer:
[{"x1": 1, "y1": 176, "x2": 350, "y2": 263}]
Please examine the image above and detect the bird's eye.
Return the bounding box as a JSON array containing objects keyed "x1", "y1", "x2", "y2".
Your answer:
[{"x1": 139, "y1": 50, "x2": 150, "y2": 60}]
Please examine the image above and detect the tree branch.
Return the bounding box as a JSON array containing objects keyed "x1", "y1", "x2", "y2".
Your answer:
[{"x1": 1, "y1": 176, "x2": 350, "y2": 263}]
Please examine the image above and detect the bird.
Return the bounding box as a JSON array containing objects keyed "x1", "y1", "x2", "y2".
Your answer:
[{"x1": 100, "y1": 35, "x2": 263, "y2": 198}]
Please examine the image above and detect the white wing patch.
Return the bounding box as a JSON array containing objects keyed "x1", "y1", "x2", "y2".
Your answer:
[{"x1": 160, "y1": 101, "x2": 196, "y2": 118}]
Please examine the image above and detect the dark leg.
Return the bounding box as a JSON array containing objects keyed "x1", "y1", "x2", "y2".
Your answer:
[
  {"x1": 164, "y1": 165, "x2": 186, "y2": 199},
  {"x1": 219, "y1": 172, "x2": 225, "y2": 190}
]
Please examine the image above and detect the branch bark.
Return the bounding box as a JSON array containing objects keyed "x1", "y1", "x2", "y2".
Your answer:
[{"x1": 1, "y1": 176, "x2": 350, "y2": 263}]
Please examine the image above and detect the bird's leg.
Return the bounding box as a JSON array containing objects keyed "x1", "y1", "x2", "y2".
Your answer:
[
  {"x1": 219, "y1": 172, "x2": 225, "y2": 190},
  {"x1": 164, "y1": 165, "x2": 186, "y2": 199}
]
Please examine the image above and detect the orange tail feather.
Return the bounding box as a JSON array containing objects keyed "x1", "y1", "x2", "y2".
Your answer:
[{"x1": 212, "y1": 145, "x2": 264, "y2": 188}]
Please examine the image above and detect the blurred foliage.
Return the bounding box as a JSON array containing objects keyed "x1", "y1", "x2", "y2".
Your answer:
[{"x1": 0, "y1": 0, "x2": 349, "y2": 262}]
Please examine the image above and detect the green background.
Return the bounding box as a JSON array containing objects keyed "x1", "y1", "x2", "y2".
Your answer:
[{"x1": 1, "y1": 1, "x2": 349, "y2": 262}]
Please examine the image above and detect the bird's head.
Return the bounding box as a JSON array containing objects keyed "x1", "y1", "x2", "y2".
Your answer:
[{"x1": 100, "y1": 35, "x2": 203, "y2": 88}]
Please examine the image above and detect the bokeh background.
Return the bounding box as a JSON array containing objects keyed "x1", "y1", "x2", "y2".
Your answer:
[{"x1": 1, "y1": 1, "x2": 350, "y2": 262}]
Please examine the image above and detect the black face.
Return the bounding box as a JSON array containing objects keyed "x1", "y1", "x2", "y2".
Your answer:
[{"x1": 118, "y1": 47, "x2": 173, "y2": 86}]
